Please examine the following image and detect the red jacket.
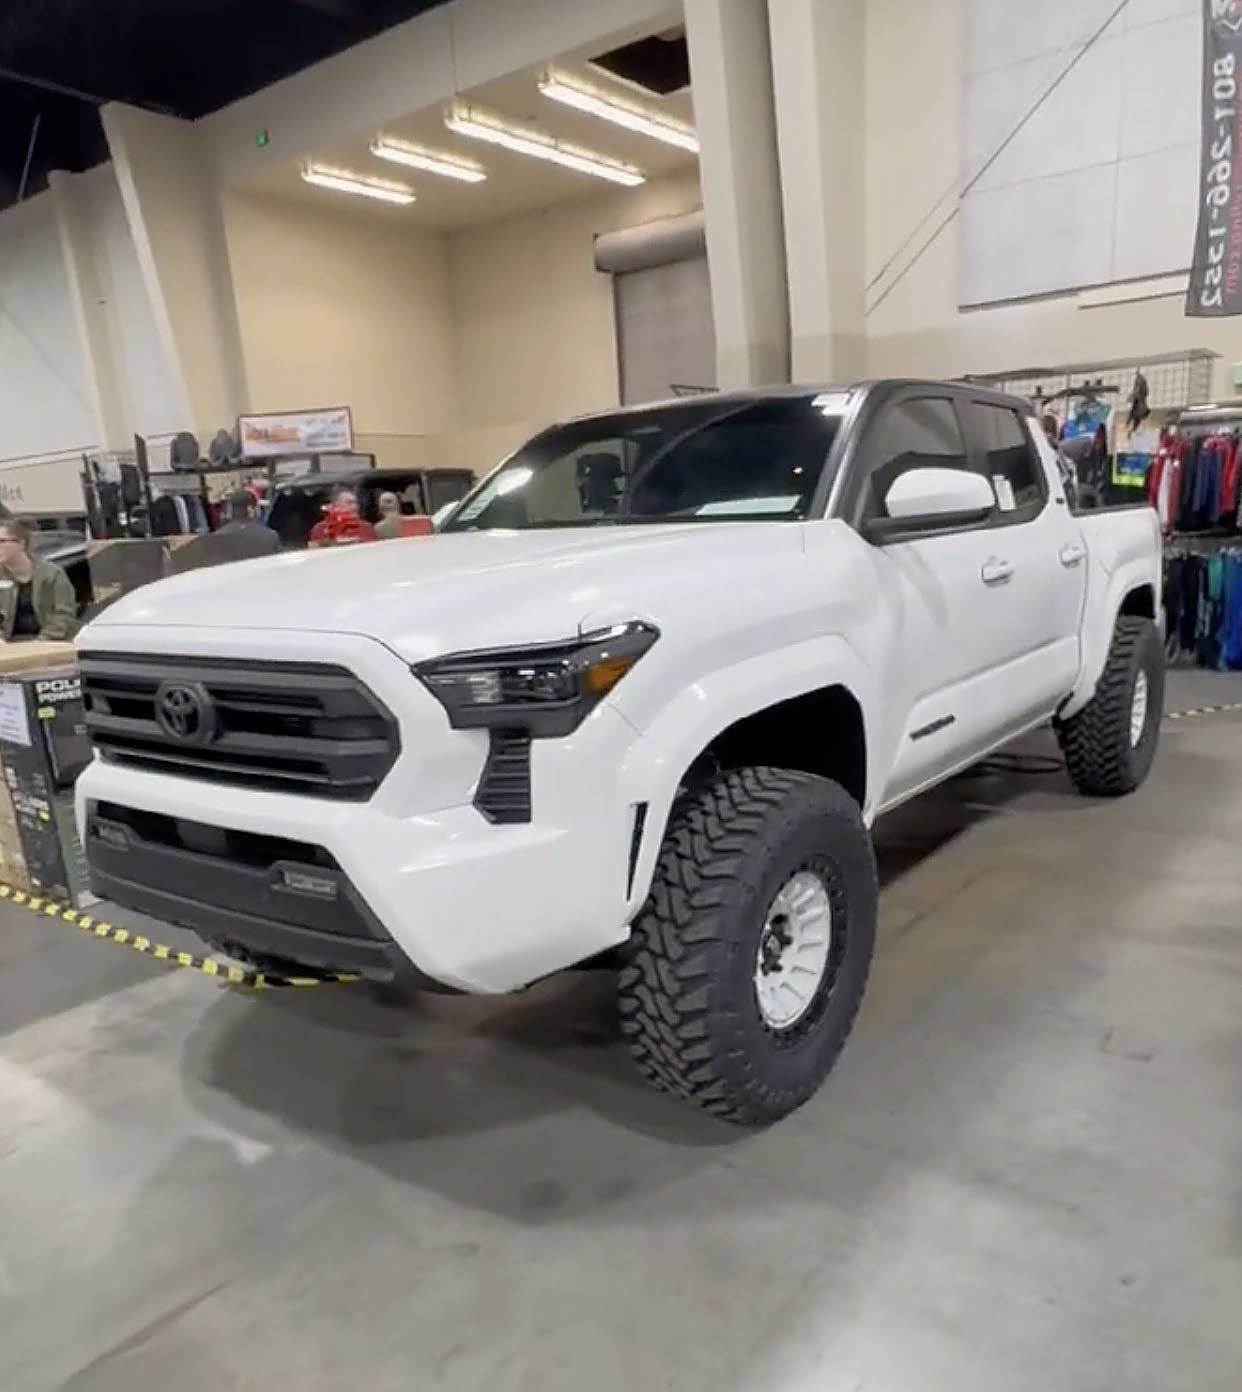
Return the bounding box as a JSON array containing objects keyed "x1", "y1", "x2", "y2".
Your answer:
[{"x1": 308, "y1": 515, "x2": 377, "y2": 546}]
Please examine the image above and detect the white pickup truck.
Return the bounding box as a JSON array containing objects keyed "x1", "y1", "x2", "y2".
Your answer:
[{"x1": 76, "y1": 380, "x2": 1163, "y2": 1124}]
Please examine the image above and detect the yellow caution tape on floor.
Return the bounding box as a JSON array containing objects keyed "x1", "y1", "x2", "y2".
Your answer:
[
  {"x1": 0, "y1": 882, "x2": 357, "y2": 991},
  {"x1": 2, "y1": 701, "x2": 1235, "y2": 988},
  {"x1": 1165, "y1": 701, "x2": 1242, "y2": 721}
]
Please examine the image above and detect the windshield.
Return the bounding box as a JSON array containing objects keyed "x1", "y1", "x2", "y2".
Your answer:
[{"x1": 443, "y1": 395, "x2": 845, "y2": 532}]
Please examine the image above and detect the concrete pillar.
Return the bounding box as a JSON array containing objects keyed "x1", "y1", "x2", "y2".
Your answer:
[
  {"x1": 684, "y1": 0, "x2": 790, "y2": 389},
  {"x1": 767, "y1": 0, "x2": 867, "y2": 382},
  {"x1": 101, "y1": 104, "x2": 248, "y2": 441},
  {"x1": 47, "y1": 170, "x2": 128, "y2": 451}
]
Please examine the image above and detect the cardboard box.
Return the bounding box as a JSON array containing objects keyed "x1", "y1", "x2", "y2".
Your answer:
[
  {"x1": 0, "y1": 664, "x2": 89, "y2": 904},
  {"x1": 0, "y1": 777, "x2": 29, "y2": 891},
  {"x1": 0, "y1": 641, "x2": 76, "y2": 676}
]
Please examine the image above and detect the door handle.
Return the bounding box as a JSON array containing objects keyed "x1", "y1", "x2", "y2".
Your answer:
[
  {"x1": 1059, "y1": 543, "x2": 1086, "y2": 567},
  {"x1": 980, "y1": 558, "x2": 1014, "y2": 585}
]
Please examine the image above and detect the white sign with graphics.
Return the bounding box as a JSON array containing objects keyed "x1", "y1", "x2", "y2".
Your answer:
[
  {"x1": 0, "y1": 454, "x2": 90, "y2": 516},
  {"x1": 238, "y1": 407, "x2": 354, "y2": 460},
  {"x1": 0, "y1": 683, "x2": 30, "y2": 747}
]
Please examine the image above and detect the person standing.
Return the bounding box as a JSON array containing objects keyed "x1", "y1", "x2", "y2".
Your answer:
[
  {"x1": 0, "y1": 519, "x2": 78, "y2": 641},
  {"x1": 374, "y1": 491, "x2": 403, "y2": 540},
  {"x1": 307, "y1": 485, "x2": 378, "y2": 547},
  {"x1": 217, "y1": 490, "x2": 281, "y2": 557}
]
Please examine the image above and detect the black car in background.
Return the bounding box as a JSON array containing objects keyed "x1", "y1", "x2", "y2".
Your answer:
[{"x1": 266, "y1": 467, "x2": 475, "y2": 549}]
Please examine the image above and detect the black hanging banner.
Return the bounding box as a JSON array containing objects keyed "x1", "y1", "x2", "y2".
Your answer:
[{"x1": 1188, "y1": 2, "x2": 1242, "y2": 315}]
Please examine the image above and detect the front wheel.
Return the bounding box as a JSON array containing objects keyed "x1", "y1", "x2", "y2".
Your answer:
[
  {"x1": 618, "y1": 767, "x2": 877, "y2": 1127},
  {"x1": 1057, "y1": 615, "x2": 1164, "y2": 797}
]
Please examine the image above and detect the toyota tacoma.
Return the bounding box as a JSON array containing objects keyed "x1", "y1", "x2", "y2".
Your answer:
[{"x1": 76, "y1": 380, "x2": 1163, "y2": 1124}]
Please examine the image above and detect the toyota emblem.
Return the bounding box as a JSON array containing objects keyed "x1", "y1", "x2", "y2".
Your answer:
[{"x1": 154, "y1": 681, "x2": 218, "y2": 745}]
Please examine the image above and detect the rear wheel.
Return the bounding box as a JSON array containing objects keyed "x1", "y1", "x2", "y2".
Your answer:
[
  {"x1": 618, "y1": 767, "x2": 877, "y2": 1126},
  {"x1": 1058, "y1": 615, "x2": 1164, "y2": 796}
]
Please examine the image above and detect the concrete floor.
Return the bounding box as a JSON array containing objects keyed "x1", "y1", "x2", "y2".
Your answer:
[{"x1": 3, "y1": 669, "x2": 1242, "y2": 1392}]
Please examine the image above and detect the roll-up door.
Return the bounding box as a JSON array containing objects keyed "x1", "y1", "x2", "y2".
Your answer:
[{"x1": 595, "y1": 211, "x2": 715, "y2": 404}]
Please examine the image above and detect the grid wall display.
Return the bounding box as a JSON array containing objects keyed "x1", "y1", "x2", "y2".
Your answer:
[{"x1": 968, "y1": 351, "x2": 1217, "y2": 413}]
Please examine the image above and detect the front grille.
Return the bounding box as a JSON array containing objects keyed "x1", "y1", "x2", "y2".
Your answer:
[
  {"x1": 93, "y1": 801, "x2": 339, "y2": 868},
  {"x1": 80, "y1": 653, "x2": 399, "y2": 801}
]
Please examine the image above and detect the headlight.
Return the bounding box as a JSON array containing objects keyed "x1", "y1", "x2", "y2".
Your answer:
[{"x1": 415, "y1": 621, "x2": 659, "y2": 736}]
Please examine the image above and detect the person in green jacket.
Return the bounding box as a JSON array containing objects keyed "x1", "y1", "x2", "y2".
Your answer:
[{"x1": 0, "y1": 519, "x2": 79, "y2": 642}]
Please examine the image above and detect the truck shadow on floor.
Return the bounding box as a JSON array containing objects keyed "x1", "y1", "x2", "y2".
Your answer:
[
  {"x1": 874, "y1": 743, "x2": 1066, "y2": 889},
  {"x1": 177, "y1": 748, "x2": 1069, "y2": 1219}
]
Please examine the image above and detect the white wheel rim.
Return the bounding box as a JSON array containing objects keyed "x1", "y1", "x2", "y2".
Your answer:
[
  {"x1": 754, "y1": 870, "x2": 833, "y2": 1031},
  {"x1": 1130, "y1": 670, "x2": 1149, "y2": 749}
]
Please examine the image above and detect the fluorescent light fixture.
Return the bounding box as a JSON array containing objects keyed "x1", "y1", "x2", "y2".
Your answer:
[
  {"x1": 370, "y1": 137, "x2": 486, "y2": 183},
  {"x1": 538, "y1": 71, "x2": 699, "y2": 154},
  {"x1": 444, "y1": 103, "x2": 645, "y2": 187},
  {"x1": 301, "y1": 164, "x2": 415, "y2": 205}
]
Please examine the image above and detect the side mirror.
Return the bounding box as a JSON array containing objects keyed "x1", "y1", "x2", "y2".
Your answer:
[
  {"x1": 431, "y1": 502, "x2": 457, "y2": 531},
  {"x1": 864, "y1": 467, "x2": 995, "y2": 543}
]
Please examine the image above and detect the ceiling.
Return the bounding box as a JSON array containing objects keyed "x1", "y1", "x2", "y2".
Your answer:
[
  {"x1": 0, "y1": 0, "x2": 451, "y2": 210},
  {"x1": 236, "y1": 49, "x2": 698, "y2": 231}
]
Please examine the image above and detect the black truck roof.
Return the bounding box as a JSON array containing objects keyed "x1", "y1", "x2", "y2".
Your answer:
[{"x1": 568, "y1": 378, "x2": 1031, "y2": 426}]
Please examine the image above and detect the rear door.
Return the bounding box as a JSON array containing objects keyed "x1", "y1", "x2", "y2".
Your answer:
[{"x1": 961, "y1": 398, "x2": 1086, "y2": 709}]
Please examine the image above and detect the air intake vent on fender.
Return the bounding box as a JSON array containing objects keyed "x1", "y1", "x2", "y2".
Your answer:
[{"x1": 475, "y1": 729, "x2": 532, "y2": 824}]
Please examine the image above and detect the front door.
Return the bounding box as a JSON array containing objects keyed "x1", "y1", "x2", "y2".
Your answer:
[{"x1": 845, "y1": 391, "x2": 1080, "y2": 808}]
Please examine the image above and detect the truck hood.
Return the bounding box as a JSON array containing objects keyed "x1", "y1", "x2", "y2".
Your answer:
[{"x1": 84, "y1": 525, "x2": 806, "y2": 662}]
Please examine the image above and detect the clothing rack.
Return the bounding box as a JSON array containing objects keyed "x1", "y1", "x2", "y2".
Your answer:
[
  {"x1": 1147, "y1": 414, "x2": 1242, "y2": 539},
  {"x1": 1164, "y1": 538, "x2": 1242, "y2": 670}
]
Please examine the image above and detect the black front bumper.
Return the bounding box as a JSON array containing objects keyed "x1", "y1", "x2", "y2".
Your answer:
[{"x1": 84, "y1": 802, "x2": 409, "y2": 980}]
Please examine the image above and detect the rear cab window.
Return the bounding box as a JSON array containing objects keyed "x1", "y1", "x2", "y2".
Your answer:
[{"x1": 965, "y1": 400, "x2": 1048, "y2": 523}]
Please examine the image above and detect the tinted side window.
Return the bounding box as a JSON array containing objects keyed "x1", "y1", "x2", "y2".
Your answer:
[
  {"x1": 972, "y1": 403, "x2": 1045, "y2": 519},
  {"x1": 864, "y1": 397, "x2": 970, "y2": 517}
]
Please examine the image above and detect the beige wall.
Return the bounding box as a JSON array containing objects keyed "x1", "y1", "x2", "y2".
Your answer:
[
  {"x1": 863, "y1": 0, "x2": 1242, "y2": 393},
  {"x1": 222, "y1": 174, "x2": 700, "y2": 478},
  {"x1": 224, "y1": 192, "x2": 459, "y2": 444},
  {"x1": 104, "y1": 105, "x2": 247, "y2": 439},
  {"x1": 448, "y1": 171, "x2": 703, "y2": 436}
]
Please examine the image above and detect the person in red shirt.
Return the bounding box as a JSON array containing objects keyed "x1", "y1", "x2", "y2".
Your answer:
[{"x1": 307, "y1": 485, "x2": 378, "y2": 547}]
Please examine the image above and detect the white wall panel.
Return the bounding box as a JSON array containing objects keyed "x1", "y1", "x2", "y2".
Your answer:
[
  {"x1": 962, "y1": 52, "x2": 1062, "y2": 181},
  {"x1": 1124, "y1": 0, "x2": 1197, "y2": 30},
  {"x1": 82, "y1": 165, "x2": 184, "y2": 440},
  {"x1": 0, "y1": 194, "x2": 97, "y2": 463},
  {"x1": 961, "y1": 0, "x2": 1203, "y2": 304},
  {"x1": 961, "y1": 168, "x2": 1115, "y2": 304},
  {"x1": 965, "y1": 0, "x2": 1117, "y2": 75},
  {"x1": 1118, "y1": 13, "x2": 1200, "y2": 157},
  {"x1": 971, "y1": 35, "x2": 1123, "y2": 193},
  {"x1": 1113, "y1": 144, "x2": 1200, "y2": 280},
  {"x1": 867, "y1": 0, "x2": 1242, "y2": 395}
]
